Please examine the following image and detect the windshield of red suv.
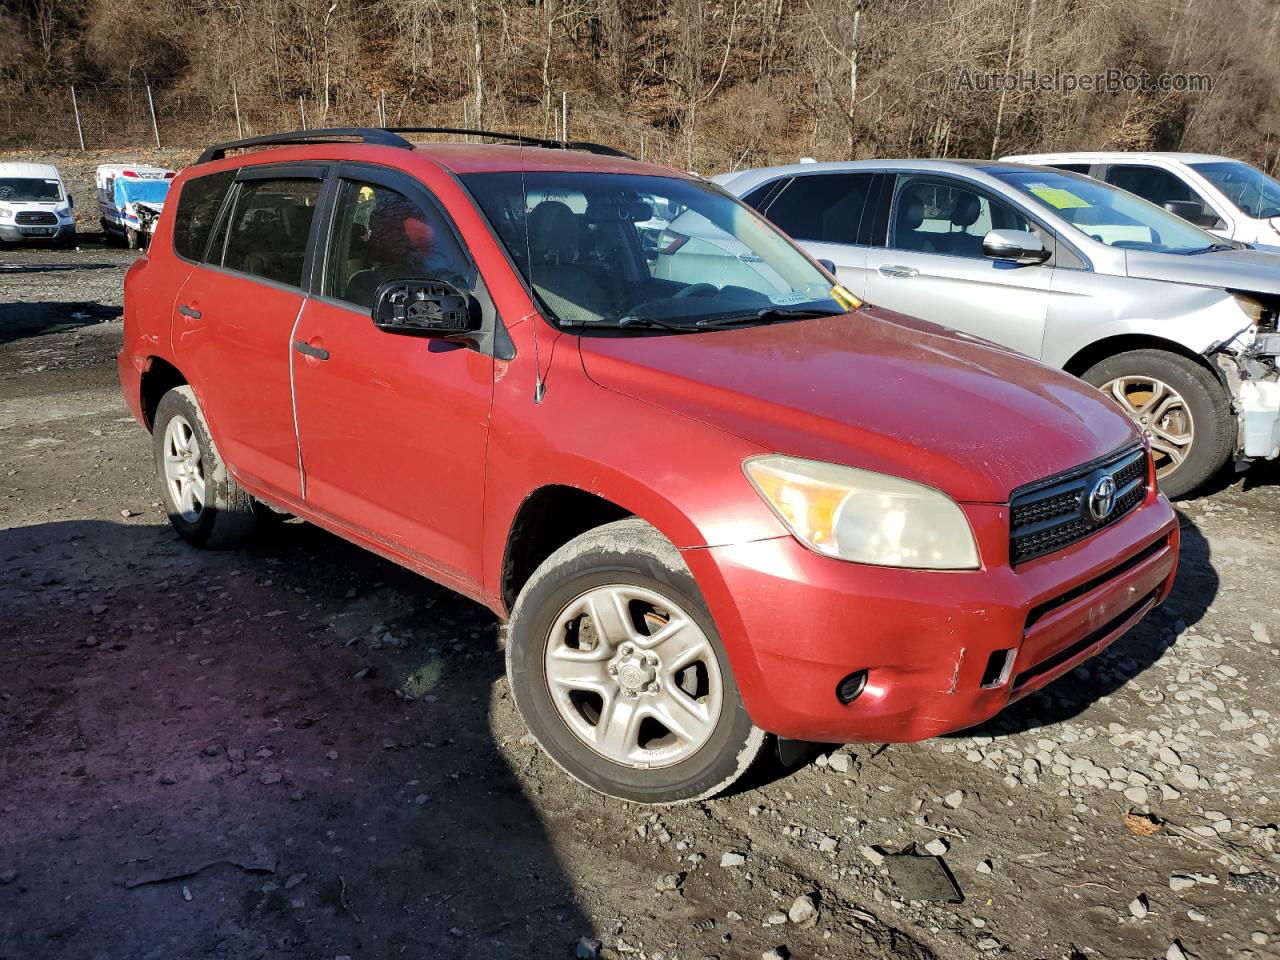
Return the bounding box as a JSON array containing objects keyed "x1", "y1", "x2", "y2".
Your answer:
[
  {"x1": 0, "y1": 178, "x2": 61, "y2": 202},
  {"x1": 461, "y1": 171, "x2": 844, "y2": 332}
]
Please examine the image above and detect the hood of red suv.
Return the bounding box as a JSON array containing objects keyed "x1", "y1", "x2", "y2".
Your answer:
[{"x1": 578, "y1": 306, "x2": 1138, "y2": 504}]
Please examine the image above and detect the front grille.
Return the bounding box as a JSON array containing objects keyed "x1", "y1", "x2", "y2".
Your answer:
[
  {"x1": 15, "y1": 211, "x2": 57, "y2": 225},
  {"x1": 1009, "y1": 445, "x2": 1148, "y2": 565}
]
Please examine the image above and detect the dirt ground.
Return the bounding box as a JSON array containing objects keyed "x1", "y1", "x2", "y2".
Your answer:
[{"x1": 2, "y1": 225, "x2": 1279, "y2": 960}]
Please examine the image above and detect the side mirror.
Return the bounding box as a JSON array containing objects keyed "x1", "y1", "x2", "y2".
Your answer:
[
  {"x1": 1163, "y1": 199, "x2": 1203, "y2": 222},
  {"x1": 67, "y1": 195, "x2": 74, "y2": 207},
  {"x1": 817, "y1": 258, "x2": 837, "y2": 275},
  {"x1": 372, "y1": 279, "x2": 478, "y2": 336},
  {"x1": 982, "y1": 228, "x2": 1050, "y2": 265}
]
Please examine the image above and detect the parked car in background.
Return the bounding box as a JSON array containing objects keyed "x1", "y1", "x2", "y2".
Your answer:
[
  {"x1": 1004, "y1": 151, "x2": 1280, "y2": 249},
  {"x1": 96, "y1": 163, "x2": 175, "y2": 248},
  {"x1": 118, "y1": 127, "x2": 1178, "y2": 803},
  {"x1": 715, "y1": 159, "x2": 1280, "y2": 497},
  {"x1": 0, "y1": 161, "x2": 75, "y2": 244}
]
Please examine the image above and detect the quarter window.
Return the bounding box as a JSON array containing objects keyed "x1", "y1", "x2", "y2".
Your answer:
[
  {"x1": 172, "y1": 170, "x2": 235, "y2": 262},
  {"x1": 890, "y1": 178, "x2": 1031, "y2": 257},
  {"x1": 221, "y1": 178, "x2": 322, "y2": 287},
  {"x1": 324, "y1": 179, "x2": 471, "y2": 309}
]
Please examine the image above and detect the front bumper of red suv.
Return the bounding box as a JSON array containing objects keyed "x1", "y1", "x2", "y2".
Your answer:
[{"x1": 686, "y1": 493, "x2": 1178, "y2": 743}]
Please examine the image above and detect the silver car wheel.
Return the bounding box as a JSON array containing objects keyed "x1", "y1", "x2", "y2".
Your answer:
[
  {"x1": 1102, "y1": 375, "x2": 1193, "y2": 478},
  {"x1": 163, "y1": 414, "x2": 207, "y2": 523},
  {"x1": 543, "y1": 584, "x2": 724, "y2": 769}
]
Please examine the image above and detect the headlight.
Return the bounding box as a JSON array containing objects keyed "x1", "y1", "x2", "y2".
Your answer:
[
  {"x1": 744, "y1": 455, "x2": 980, "y2": 569},
  {"x1": 0, "y1": 209, "x2": 12, "y2": 221}
]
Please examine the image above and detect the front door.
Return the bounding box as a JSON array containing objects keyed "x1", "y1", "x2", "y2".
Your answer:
[
  {"x1": 864, "y1": 174, "x2": 1053, "y2": 359},
  {"x1": 291, "y1": 166, "x2": 494, "y2": 588}
]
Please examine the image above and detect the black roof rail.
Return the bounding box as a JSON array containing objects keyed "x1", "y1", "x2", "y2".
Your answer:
[
  {"x1": 196, "y1": 128, "x2": 413, "y2": 164},
  {"x1": 381, "y1": 127, "x2": 634, "y2": 159},
  {"x1": 195, "y1": 126, "x2": 635, "y2": 166}
]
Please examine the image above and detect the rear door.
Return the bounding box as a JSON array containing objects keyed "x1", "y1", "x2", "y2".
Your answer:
[
  {"x1": 290, "y1": 164, "x2": 494, "y2": 589},
  {"x1": 863, "y1": 174, "x2": 1054, "y2": 359},
  {"x1": 744, "y1": 172, "x2": 883, "y2": 296},
  {"x1": 171, "y1": 165, "x2": 327, "y2": 501}
]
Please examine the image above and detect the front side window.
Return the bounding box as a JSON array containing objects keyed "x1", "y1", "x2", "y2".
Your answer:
[
  {"x1": 992, "y1": 168, "x2": 1223, "y2": 254},
  {"x1": 460, "y1": 171, "x2": 845, "y2": 332},
  {"x1": 762, "y1": 173, "x2": 876, "y2": 246},
  {"x1": 324, "y1": 179, "x2": 471, "y2": 309},
  {"x1": 173, "y1": 170, "x2": 235, "y2": 262},
  {"x1": 1190, "y1": 160, "x2": 1280, "y2": 220},
  {"x1": 890, "y1": 177, "x2": 1030, "y2": 257},
  {"x1": 221, "y1": 178, "x2": 322, "y2": 286},
  {"x1": 1103, "y1": 164, "x2": 1198, "y2": 207},
  {"x1": 0, "y1": 178, "x2": 61, "y2": 202}
]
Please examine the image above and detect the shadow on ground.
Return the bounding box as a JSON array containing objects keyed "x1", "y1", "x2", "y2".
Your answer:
[
  {"x1": 962, "y1": 512, "x2": 1217, "y2": 737},
  {"x1": 0, "y1": 518, "x2": 590, "y2": 960},
  {"x1": 0, "y1": 301, "x2": 122, "y2": 344}
]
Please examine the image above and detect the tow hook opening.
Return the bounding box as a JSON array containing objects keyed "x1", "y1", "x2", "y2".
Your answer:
[
  {"x1": 836, "y1": 669, "x2": 868, "y2": 705},
  {"x1": 980, "y1": 649, "x2": 1016, "y2": 689}
]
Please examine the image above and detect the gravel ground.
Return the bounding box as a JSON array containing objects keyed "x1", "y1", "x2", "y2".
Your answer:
[{"x1": 1, "y1": 233, "x2": 1279, "y2": 960}]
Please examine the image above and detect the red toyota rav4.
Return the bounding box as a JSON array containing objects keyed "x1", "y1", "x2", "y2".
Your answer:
[{"x1": 118, "y1": 128, "x2": 1179, "y2": 803}]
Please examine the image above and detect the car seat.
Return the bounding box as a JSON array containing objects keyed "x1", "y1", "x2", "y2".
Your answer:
[{"x1": 527, "y1": 200, "x2": 613, "y2": 325}]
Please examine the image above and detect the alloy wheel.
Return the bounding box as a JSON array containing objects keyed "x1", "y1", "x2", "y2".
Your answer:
[
  {"x1": 163, "y1": 414, "x2": 206, "y2": 522},
  {"x1": 542, "y1": 584, "x2": 723, "y2": 769},
  {"x1": 1101, "y1": 375, "x2": 1194, "y2": 479}
]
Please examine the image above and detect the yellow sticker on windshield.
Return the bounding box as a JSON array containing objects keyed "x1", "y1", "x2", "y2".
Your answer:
[
  {"x1": 831, "y1": 284, "x2": 863, "y2": 310},
  {"x1": 1027, "y1": 185, "x2": 1090, "y2": 209}
]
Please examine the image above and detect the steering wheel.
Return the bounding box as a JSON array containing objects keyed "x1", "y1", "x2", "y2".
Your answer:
[{"x1": 673, "y1": 283, "x2": 719, "y2": 299}]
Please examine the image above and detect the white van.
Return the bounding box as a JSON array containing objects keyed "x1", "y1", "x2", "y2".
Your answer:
[
  {"x1": 0, "y1": 162, "x2": 75, "y2": 244},
  {"x1": 1003, "y1": 151, "x2": 1280, "y2": 249},
  {"x1": 95, "y1": 163, "x2": 175, "y2": 248}
]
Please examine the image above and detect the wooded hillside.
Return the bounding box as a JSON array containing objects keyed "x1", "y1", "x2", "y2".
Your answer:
[{"x1": 3, "y1": 0, "x2": 1279, "y2": 173}]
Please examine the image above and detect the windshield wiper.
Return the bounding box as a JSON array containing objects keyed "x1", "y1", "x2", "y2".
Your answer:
[
  {"x1": 694, "y1": 307, "x2": 843, "y2": 328},
  {"x1": 1186, "y1": 243, "x2": 1237, "y2": 255},
  {"x1": 584, "y1": 315, "x2": 699, "y2": 333}
]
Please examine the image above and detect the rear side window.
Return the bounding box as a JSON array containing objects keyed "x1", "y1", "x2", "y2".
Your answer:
[
  {"x1": 763, "y1": 173, "x2": 876, "y2": 245},
  {"x1": 173, "y1": 171, "x2": 235, "y2": 262},
  {"x1": 1049, "y1": 163, "x2": 1093, "y2": 175},
  {"x1": 221, "y1": 178, "x2": 322, "y2": 287}
]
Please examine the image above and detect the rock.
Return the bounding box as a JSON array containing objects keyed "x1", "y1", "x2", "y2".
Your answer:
[
  {"x1": 976, "y1": 859, "x2": 993, "y2": 875},
  {"x1": 1158, "y1": 746, "x2": 1181, "y2": 766},
  {"x1": 1166, "y1": 941, "x2": 1190, "y2": 960},
  {"x1": 1169, "y1": 875, "x2": 1196, "y2": 892},
  {"x1": 943, "y1": 790, "x2": 965, "y2": 809},
  {"x1": 787, "y1": 894, "x2": 817, "y2": 925},
  {"x1": 923, "y1": 838, "x2": 949, "y2": 856},
  {"x1": 978, "y1": 937, "x2": 1000, "y2": 951},
  {"x1": 763, "y1": 911, "x2": 787, "y2": 926},
  {"x1": 120, "y1": 508, "x2": 135, "y2": 518},
  {"x1": 859, "y1": 845, "x2": 885, "y2": 867},
  {"x1": 0, "y1": 870, "x2": 17, "y2": 884},
  {"x1": 654, "y1": 872, "x2": 684, "y2": 892},
  {"x1": 818, "y1": 836, "x2": 838, "y2": 853},
  {"x1": 260, "y1": 771, "x2": 283, "y2": 785},
  {"x1": 828, "y1": 752, "x2": 852, "y2": 774},
  {"x1": 1123, "y1": 785, "x2": 1149, "y2": 805},
  {"x1": 284, "y1": 872, "x2": 307, "y2": 890},
  {"x1": 181, "y1": 885, "x2": 192, "y2": 901},
  {"x1": 761, "y1": 948, "x2": 790, "y2": 960},
  {"x1": 1129, "y1": 894, "x2": 1149, "y2": 919},
  {"x1": 719, "y1": 852, "x2": 745, "y2": 868},
  {"x1": 574, "y1": 937, "x2": 603, "y2": 959}
]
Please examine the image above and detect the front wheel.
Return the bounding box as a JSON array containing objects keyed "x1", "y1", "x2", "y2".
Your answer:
[
  {"x1": 1081, "y1": 349, "x2": 1233, "y2": 498},
  {"x1": 506, "y1": 518, "x2": 766, "y2": 804}
]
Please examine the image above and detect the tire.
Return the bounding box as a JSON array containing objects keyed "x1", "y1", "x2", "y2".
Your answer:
[
  {"x1": 152, "y1": 386, "x2": 259, "y2": 548},
  {"x1": 1081, "y1": 349, "x2": 1233, "y2": 499},
  {"x1": 506, "y1": 517, "x2": 766, "y2": 804}
]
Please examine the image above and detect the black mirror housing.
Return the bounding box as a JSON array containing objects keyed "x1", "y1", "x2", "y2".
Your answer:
[
  {"x1": 372, "y1": 279, "x2": 478, "y2": 336},
  {"x1": 1163, "y1": 199, "x2": 1204, "y2": 222}
]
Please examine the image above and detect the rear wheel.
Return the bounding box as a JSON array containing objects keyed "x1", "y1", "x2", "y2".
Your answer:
[
  {"x1": 1081, "y1": 349, "x2": 1232, "y2": 498},
  {"x1": 506, "y1": 518, "x2": 766, "y2": 804},
  {"x1": 153, "y1": 387, "x2": 259, "y2": 548}
]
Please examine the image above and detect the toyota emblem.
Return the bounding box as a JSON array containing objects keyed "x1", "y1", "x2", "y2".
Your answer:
[{"x1": 1087, "y1": 473, "x2": 1117, "y2": 522}]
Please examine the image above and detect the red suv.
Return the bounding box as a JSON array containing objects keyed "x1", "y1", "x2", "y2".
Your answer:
[{"x1": 118, "y1": 128, "x2": 1179, "y2": 803}]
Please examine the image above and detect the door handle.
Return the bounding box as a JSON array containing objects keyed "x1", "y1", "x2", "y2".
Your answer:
[
  {"x1": 293, "y1": 340, "x2": 329, "y2": 361},
  {"x1": 178, "y1": 304, "x2": 201, "y2": 319},
  {"x1": 877, "y1": 264, "x2": 919, "y2": 279}
]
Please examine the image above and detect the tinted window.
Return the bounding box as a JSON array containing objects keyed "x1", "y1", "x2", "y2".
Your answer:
[
  {"x1": 1104, "y1": 165, "x2": 1196, "y2": 206},
  {"x1": 173, "y1": 170, "x2": 235, "y2": 262},
  {"x1": 890, "y1": 177, "x2": 1030, "y2": 257},
  {"x1": 1049, "y1": 163, "x2": 1093, "y2": 175},
  {"x1": 764, "y1": 173, "x2": 875, "y2": 245},
  {"x1": 325, "y1": 179, "x2": 471, "y2": 308},
  {"x1": 221, "y1": 178, "x2": 321, "y2": 287}
]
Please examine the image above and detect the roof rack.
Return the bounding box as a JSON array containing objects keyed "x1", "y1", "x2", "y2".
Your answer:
[{"x1": 196, "y1": 126, "x2": 633, "y2": 165}]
